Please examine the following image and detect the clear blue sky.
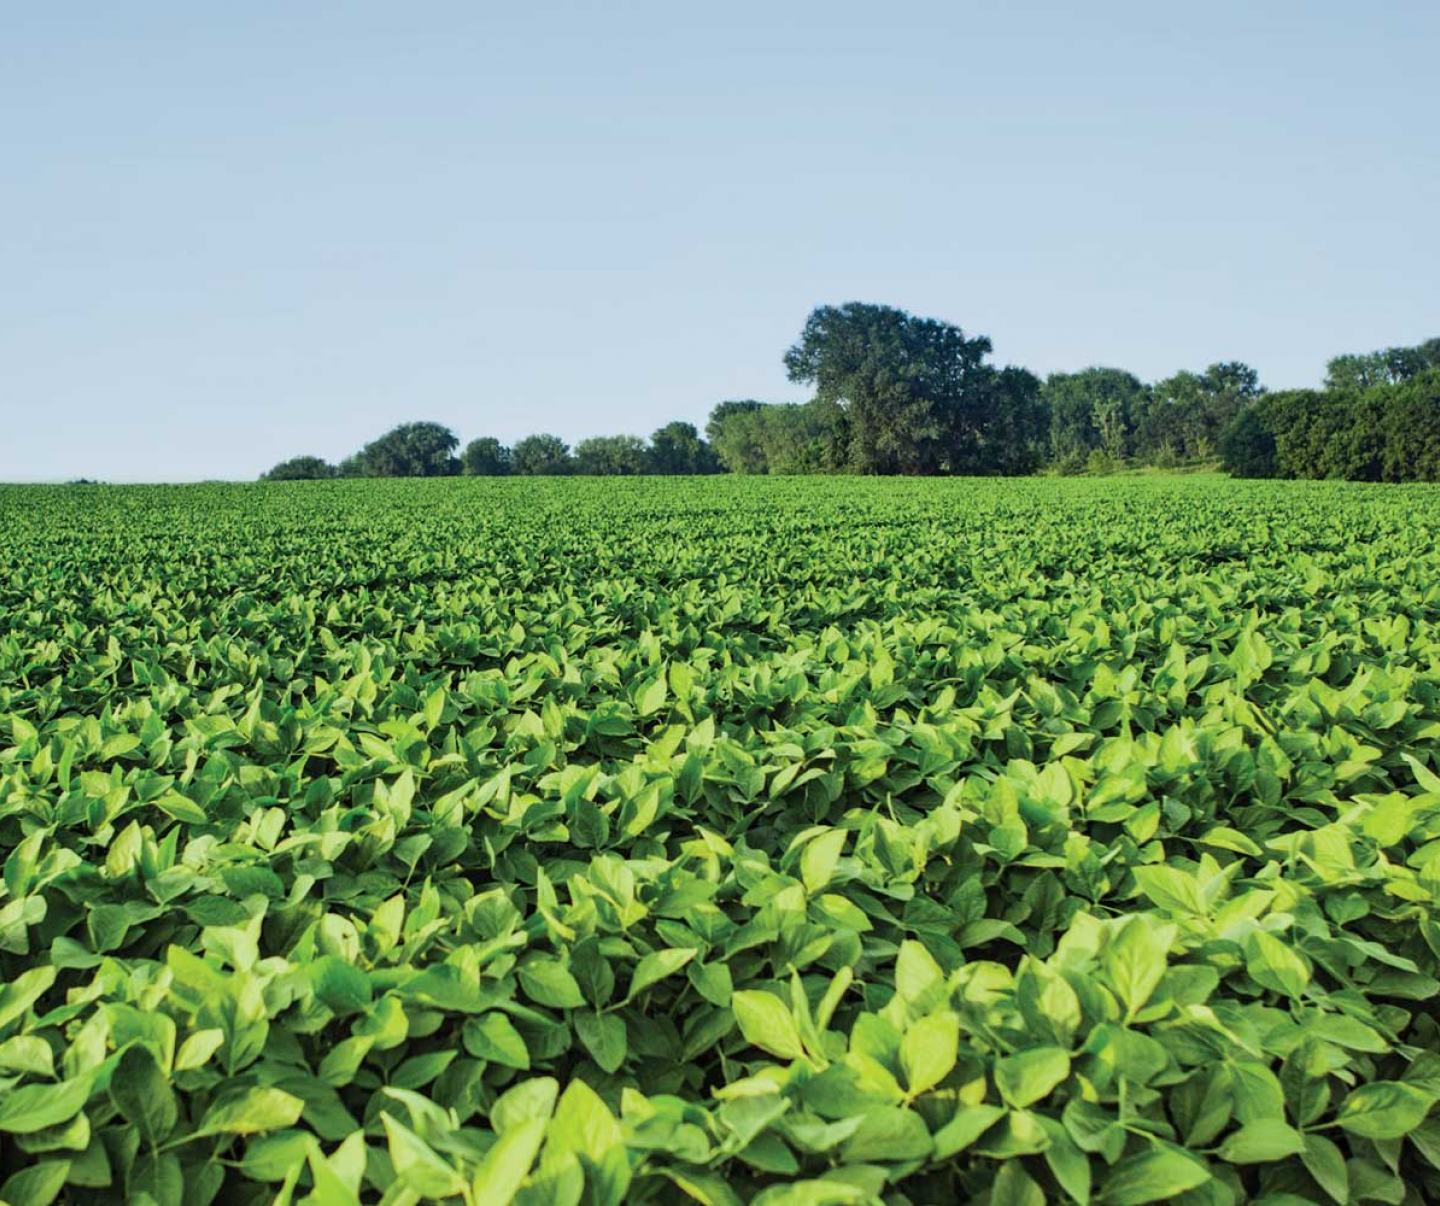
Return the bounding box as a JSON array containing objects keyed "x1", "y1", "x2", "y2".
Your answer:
[{"x1": 3, "y1": 2, "x2": 1437, "y2": 481}]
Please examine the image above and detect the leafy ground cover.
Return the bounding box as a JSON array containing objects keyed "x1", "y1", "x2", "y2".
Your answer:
[{"x1": 2, "y1": 474, "x2": 1440, "y2": 1205}]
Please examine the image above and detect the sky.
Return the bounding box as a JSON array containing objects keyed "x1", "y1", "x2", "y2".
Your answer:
[{"x1": 2, "y1": 2, "x2": 1437, "y2": 482}]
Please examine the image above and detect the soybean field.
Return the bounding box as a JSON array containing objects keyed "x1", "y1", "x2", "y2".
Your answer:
[{"x1": 3, "y1": 475, "x2": 1440, "y2": 1205}]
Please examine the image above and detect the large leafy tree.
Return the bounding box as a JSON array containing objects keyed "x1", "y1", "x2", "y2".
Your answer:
[
  {"x1": 260, "y1": 455, "x2": 336, "y2": 481},
  {"x1": 353, "y1": 421, "x2": 461, "y2": 477},
  {"x1": 1380, "y1": 370, "x2": 1440, "y2": 481},
  {"x1": 707, "y1": 401, "x2": 769, "y2": 474},
  {"x1": 782, "y1": 302, "x2": 1033, "y2": 474},
  {"x1": 461, "y1": 437, "x2": 511, "y2": 476},
  {"x1": 575, "y1": 435, "x2": 650, "y2": 475},
  {"x1": 705, "y1": 402, "x2": 837, "y2": 474},
  {"x1": 1326, "y1": 338, "x2": 1440, "y2": 392},
  {"x1": 511, "y1": 434, "x2": 573, "y2": 476},
  {"x1": 1135, "y1": 363, "x2": 1262, "y2": 461},
  {"x1": 1223, "y1": 373, "x2": 1440, "y2": 483},
  {"x1": 754, "y1": 404, "x2": 836, "y2": 474},
  {"x1": 1294, "y1": 392, "x2": 1384, "y2": 481},
  {"x1": 1218, "y1": 405, "x2": 1279, "y2": 478},
  {"x1": 971, "y1": 367, "x2": 1048, "y2": 475},
  {"x1": 649, "y1": 421, "x2": 719, "y2": 474},
  {"x1": 1260, "y1": 389, "x2": 1379, "y2": 481},
  {"x1": 1041, "y1": 368, "x2": 1148, "y2": 470}
]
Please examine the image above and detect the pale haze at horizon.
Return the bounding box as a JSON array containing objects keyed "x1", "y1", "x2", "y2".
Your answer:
[{"x1": 2, "y1": 1, "x2": 1437, "y2": 481}]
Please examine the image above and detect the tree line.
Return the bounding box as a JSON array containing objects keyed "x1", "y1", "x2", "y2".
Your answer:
[
  {"x1": 261, "y1": 303, "x2": 1440, "y2": 482},
  {"x1": 1218, "y1": 340, "x2": 1440, "y2": 481},
  {"x1": 262, "y1": 420, "x2": 721, "y2": 481}
]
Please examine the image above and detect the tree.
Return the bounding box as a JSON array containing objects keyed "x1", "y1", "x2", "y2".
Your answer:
[
  {"x1": 1308, "y1": 394, "x2": 1385, "y2": 480},
  {"x1": 706, "y1": 401, "x2": 763, "y2": 443},
  {"x1": 511, "y1": 434, "x2": 573, "y2": 476},
  {"x1": 1239, "y1": 375, "x2": 1440, "y2": 483},
  {"x1": 1326, "y1": 338, "x2": 1440, "y2": 393},
  {"x1": 1093, "y1": 396, "x2": 1128, "y2": 461},
  {"x1": 1379, "y1": 370, "x2": 1440, "y2": 482},
  {"x1": 1218, "y1": 406, "x2": 1278, "y2": 478},
  {"x1": 1041, "y1": 368, "x2": 1147, "y2": 471},
  {"x1": 1266, "y1": 389, "x2": 1382, "y2": 480},
  {"x1": 462, "y1": 437, "x2": 511, "y2": 476},
  {"x1": 1135, "y1": 363, "x2": 1262, "y2": 462},
  {"x1": 261, "y1": 455, "x2": 336, "y2": 481},
  {"x1": 971, "y1": 367, "x2": 1048, "y2": 475},
  {"x1": 783, "y1": 302, "x2": 1033, "y2": 474},
  {"x1": 707, "y1": 401, "x2": 769, "y2": 474},
  {"x1": 754, "y1": 404, "x2": 836, "y2": 474},
  {"x1": 649, "y1": 421, "x2": 719, "y2": 474},
  {"x1": 705, "y1": 401, "x2": 838, "y2": 474},
  {"x1": 575, "y1": 434, "x2": 650, "y2": 475},
  {"x1": 352, "y1": 421, "x2": 461, "y2": 477}
]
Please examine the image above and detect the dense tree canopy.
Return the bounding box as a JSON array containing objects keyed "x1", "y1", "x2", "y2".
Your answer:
[
  {"x1": 461, "y1": 437, "x2": 511, "y2": 476},
  {"x1": 575, "y1": 434, "x2": 649, "y2": 475},
  {"x1": 260, "y1": 455, "x2": 336, "y2": 481},
  {"x1": 1216, "y1": 405, "x2": 1278, "y2": 478},
  {"x1": 1381, "y1": 371, "x2": 1440, "y2": 482},
  {"x1": 972, "y1": 367, "x2": 1048, "y2": 475},
  {"x1": 1220, "y1": 371, "x2": 1440, "y2": 482},
  {"x1": 1325, "y1": 337, "x2": 1440, "y2": 392},
  {"x1": 706, "y1": 401, "x2": 771, "y2": 474},
  {"x1": 1134, "y1": 363, "x2": 1263, "y2": 463},
  {"x1": 783, "y1": 303, "x2": 1035, "y2": 474},
  {"x1": 705, "y1": 401, "x2": 763, "y2": 445},
  {"x1": 1272, "y1": 390, "x2": 1384, "y2": 481},
  {"x1": 707, "y1": 402, "x2": 835, "y2": 475},
  {"x1": 511, "y1": 433, "x2": 573, "y2": 476},
  {"x1": 649, "y1": 421, "x2": 720, "y2": 474},
  {"x1": 1042, "y1": 368, "x2": 1148, "y2": 471},
  {"x1": 351, "y1": 422, "x2": 461, "y2": 478},
  {"x1": 258, "y1": 318, "x2": 1440, "y2": 484}
]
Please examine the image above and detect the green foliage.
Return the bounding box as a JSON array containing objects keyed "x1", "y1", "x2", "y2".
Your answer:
[
  {"x1": 1084, "y1": 448, "x2": 1121, "y2": 475},
  {"x1": 1290, "y1": 391, "x2": 1385, "y2": 481},
  {"x1": 706, "y1": 400, "x2": 836, "y2": 475},
  {"x1": 461, "y1": 437, "x2": 511, "y2": 476},
  {"x1": 1042, "y1": 367, "x2": 1148, "y2": 465},
  {"x1": 574, "y1": 435, "x2": 650, "y2": 476},
  {"x1": 1044, "y1": 363, "x2": 1262, "y2": 474},
  {"x1": 5, "y1": 474, "x2": 1440, "y2": 1203},
  {"x1": 1325, "y1": 336, "x2": 1440, "y2": 392},
  {"x1": 1136, "y1": 362, "x2": 1263, "y2": 463},
  {"x1": 648, "y1": 421, "x2": 720, "y2": 475},
  {"x1": 1251, "y1": 374, "x2": 1440, "y2": 483},
  {"x1": 510, "y1": 433, "x2": 574, "y2": 476},
  {"x1": 254, "y1": 327, "x2": 1440, "y2": 484},
  {"x1": 1217, "y1": 405, "x2": 1277, "y2": 478},
  {"x1": 1379, "y1": 370, "x2": 1440, "y2": 482},
  {"x1": 1224, "y1": 338, "x2": 1440, "y2": 484},
  {"x1": 784, "y1": 302, "x2": 1045, "y2": 474},
  {"x1": 706, "y1": 400, "x2": 769, "y2": 473},
  {"x1": 260, "y1": 455, "x2": 337, "y2": 482},
  {"x1": 352, "y1": 421, "x2": 462, "y2": 478},
  {"x1": 977, "y1": 366, "x2": 1048, "y2": 475}
]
